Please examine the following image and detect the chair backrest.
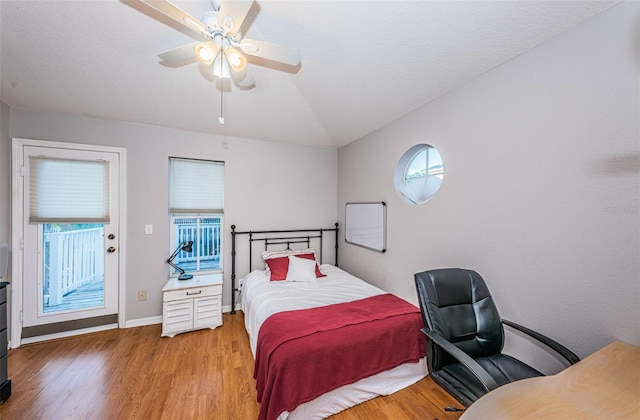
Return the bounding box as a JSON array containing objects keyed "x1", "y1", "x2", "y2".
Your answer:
[{"x1": 415, "y1": 268, "x2": 505, "y2": 365}]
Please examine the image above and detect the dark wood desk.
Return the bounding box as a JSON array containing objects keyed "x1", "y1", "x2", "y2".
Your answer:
[{"x1": 461, "y1": 341, "x2": 640, "y2": 419}]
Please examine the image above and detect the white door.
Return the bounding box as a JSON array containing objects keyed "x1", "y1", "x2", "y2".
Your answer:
[{"x1": 21, "y1": 144, "x2": 120, "y2": 328}]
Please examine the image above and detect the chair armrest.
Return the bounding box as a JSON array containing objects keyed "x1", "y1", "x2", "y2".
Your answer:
[
  {"x1": 421, "y1": 328, "x2": 500, "y2": 392},
  {"x1": 501, "y1": 319, "x2": 580, "y2": 365}
]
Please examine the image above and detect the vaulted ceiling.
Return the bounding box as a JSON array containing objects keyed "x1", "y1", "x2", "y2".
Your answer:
[{"x1": 0, "y1": 0, "x2": 620, "y2": 148}]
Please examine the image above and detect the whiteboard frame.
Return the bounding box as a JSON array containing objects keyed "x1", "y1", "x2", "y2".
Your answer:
[{"x1": 345, "y1": 202, "x2": 387, "y2": 253}]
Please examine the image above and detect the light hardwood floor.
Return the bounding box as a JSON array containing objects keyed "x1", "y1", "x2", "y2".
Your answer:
[{"x1": 0, "y1": 312, "x2": 463, "y2": 420}]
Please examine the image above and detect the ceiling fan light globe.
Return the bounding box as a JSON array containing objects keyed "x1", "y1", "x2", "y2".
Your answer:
[
  {"x1": 194, "y1": 44, "x2": 215, "y2": 65},
  {"x1": 213, "y1": 54, "x2": 231, "y2": 79},
  {"x1": 225, "y1": 46, "x2": 247, "y2": 72}
]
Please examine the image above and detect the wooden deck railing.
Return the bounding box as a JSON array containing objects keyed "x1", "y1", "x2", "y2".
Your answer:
[
  {"x1": 44, "y1": 227, "x2": 103, "y2": 306},
  {"x1": 43, "y1": 219, "x2": 222, "y2": 307},
  {"x1": 174, "y1": 218, "x2": 221, "y2": 270}
]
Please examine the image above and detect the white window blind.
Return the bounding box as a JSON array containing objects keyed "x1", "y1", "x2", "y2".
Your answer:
[
  {"x1": 29, "y1": 156, "x2": 110, "y2": 223},
  {"x1": 169, "y1": 158, "x2": 224, "y2": 213}
]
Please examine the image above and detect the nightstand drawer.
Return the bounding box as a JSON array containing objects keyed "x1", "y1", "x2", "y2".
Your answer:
[
  {"x1": 195, "y1": 296, "x2": 221, "y2": 323},
  {"x1": 164, "y1": 300, "x2": 192, "y2": 317},
  {"x1": 163, "y1": 301, "x2": 193, "y2": 333},
  {"x1": 195, "y1": 296, "x2": 220, "y2": 312},
  {"x1": 163, "y1": 284, "x2": 222, "y2": 302},
  {"x1": 164, "y1": 318, "x2": 192, "y2": 333}
]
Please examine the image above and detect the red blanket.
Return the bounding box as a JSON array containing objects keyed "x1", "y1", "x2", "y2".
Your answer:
[{"x1": 254, "y1": 294, "x2": 426, "y2": 420}]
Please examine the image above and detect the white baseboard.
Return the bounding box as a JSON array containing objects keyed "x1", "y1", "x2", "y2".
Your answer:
[{"x1": 124, "y1": 315, "x2": 162, "y2": 328}]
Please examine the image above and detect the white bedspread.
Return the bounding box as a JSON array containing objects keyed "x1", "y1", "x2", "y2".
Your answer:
[
  {"x1": 240, "y1": 264, "x2": 428, "y2": 419},
  {"x1": 241, "y1": 264, "x2": 386, "y2": 356}
]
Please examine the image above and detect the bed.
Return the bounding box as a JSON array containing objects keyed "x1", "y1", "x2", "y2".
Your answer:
[{"x1": 230, "y1": 225, "x2": 427, "y2": 420}]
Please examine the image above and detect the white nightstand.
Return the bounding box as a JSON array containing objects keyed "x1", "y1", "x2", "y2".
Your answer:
[{"x1": 161, "y1": 273, "x2": 223, "y2": 337}]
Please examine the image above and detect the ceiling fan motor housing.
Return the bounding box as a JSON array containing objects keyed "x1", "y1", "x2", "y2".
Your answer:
[{"x1": 201, "y1": 11, "x2": 219, "y2": 32}]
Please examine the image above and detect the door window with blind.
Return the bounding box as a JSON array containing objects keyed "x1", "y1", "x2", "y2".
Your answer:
[
  {"x1": 29, "y1": 156, "x2": 111, "y2": 314},
  {"x1": 169, "y1": 157, "x2": 224, "y2": 276}
]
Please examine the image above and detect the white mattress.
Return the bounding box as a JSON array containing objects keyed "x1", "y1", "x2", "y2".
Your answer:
[{"x1": 241, "y1": 264, "x2": 428, "y2": 419}]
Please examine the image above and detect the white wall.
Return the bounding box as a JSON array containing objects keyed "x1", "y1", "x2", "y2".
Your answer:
[
  {"x1": 0, "y1": 102, "x2": 9, "y2": 250},
  {"x1": 4, "y1": 108, "x2": 337, "y2": 324},
  {"x1": 337, "y1": 1, "x2": 639, "y2": 366}
]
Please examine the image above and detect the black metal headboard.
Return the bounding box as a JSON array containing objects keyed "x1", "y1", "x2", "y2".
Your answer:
[{"x1": 230, "y1": 223, "x2": 339, "y2": 314}]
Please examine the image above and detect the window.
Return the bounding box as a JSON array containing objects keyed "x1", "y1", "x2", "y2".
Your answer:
[
  {"x1": 169, "y1": 158, "x2": 224, "y2": 276},
  {"x1": 394, "y1": 144, "x2": 444, "y2": 205}
]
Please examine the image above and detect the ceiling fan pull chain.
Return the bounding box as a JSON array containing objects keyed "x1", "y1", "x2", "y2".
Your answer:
[{"x1": 219, "y1": 51, "x2": 225, "y2": 125}]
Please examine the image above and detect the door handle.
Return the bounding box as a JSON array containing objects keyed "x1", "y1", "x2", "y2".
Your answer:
[
  {"x1": 108, "y1": 234, "x2": 116, "y2": 240},
  {"x1": 107, "y1": 246, "x2": 117, "y2": 253}
]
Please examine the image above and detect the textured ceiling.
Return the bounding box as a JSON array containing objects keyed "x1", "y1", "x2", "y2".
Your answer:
[{"x1": 0, "y1": 0, "x2": 621, "y2": 148}]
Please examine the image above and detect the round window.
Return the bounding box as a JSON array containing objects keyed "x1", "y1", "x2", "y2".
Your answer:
[{"x1": 394, "y1": 144, "x2": 444, "y2": 205}]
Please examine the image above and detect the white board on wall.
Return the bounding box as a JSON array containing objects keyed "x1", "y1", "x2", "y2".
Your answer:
[{"x1": 345, "y1": 202, "x2": 386, "y2": 253}]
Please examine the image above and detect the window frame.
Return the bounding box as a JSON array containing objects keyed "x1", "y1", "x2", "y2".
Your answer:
[
  {"x1": 394, "y1": 143, "x2": 444, "y2": 205},
  {"x1": 168, "y1": 157, "x2": 225, "y2": 278}
]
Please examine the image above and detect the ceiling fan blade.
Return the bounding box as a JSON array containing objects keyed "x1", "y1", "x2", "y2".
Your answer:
[
  {"x1": 158, "y1": 42, "x2": 200, "y2": 62},
  {"x1": 233, "y1": 70, "x2": 255, "y2": 88},
  {"x1": 137, "y1": 0, "x2": 209, "y2": 41},
  {"x1": 240, "y1": 39, "x2": 301, "y2": 67},
  {"x1": 218, "y1": 0, "x2": 254, "y2": 34}
]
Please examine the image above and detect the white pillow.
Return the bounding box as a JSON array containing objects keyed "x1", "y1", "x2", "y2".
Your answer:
[
  {"x1": 285, "y1": 255, "x2": 317, "y2": 283},
  {"x1": 261, "y1": 248, "x2": 319, "y2": 275}
]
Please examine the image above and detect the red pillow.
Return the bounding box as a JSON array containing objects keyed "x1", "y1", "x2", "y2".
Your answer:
[
  {"x1": 264, "y1": 256, "x2": 289, "y2": 281},
  {"x1": 264, "y1": 253, "x2": 325, "y2": 281}
]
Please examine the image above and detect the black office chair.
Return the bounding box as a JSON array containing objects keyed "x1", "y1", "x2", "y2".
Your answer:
[{"x1": 414, "y1": 268, "x2": 580, "y2": 407}]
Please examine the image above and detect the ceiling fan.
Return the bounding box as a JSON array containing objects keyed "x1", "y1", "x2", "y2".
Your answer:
[{"x1": 124, "y1": 0, "x2": 301, "y2": 121}]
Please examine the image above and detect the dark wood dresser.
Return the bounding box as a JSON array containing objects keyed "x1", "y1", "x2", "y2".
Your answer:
[{"x1": 0, "y1": 282, "x2": 10, "y2": 403}]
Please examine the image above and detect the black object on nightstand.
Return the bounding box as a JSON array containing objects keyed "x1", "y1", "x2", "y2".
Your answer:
[{"x1": 0, "y1": 282, "x2": 11, "y2": 403}]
